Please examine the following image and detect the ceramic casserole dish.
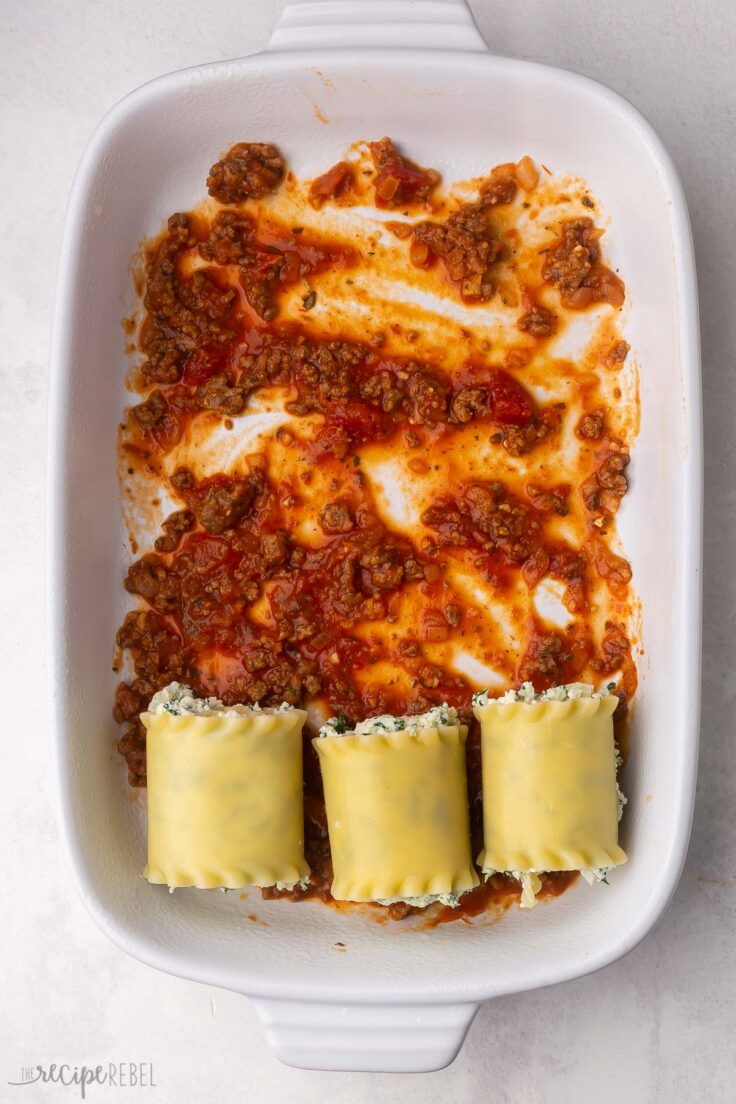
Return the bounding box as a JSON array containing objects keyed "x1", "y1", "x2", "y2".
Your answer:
[{"x1": 49, "y1": 0, "x2": 702, "y2": 1073}]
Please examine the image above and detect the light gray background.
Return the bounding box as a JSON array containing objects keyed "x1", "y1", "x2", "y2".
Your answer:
[{"x1": 2, "y1": 1, "x2": 734, "y2": 1100}]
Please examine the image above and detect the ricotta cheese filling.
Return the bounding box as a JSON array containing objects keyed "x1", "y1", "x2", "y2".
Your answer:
[
  {"x1": 376, "y1": 893, "x2": 460, "y2": 909},
  {"x1": 318, "y1": 703, "x2": 459, "y2": 739},
  {"x1": 472, "y1": 680, "x2": 616, "y2": 707},
  {"x1": 148, "y1": 681, "x2": 294, "y2": 718},
  {"x1": 484, "y1": 868, "x2": 618, "y2": 909}
]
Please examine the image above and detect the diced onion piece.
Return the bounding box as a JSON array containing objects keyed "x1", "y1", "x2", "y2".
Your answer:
[
  {"x1": 410, "y1": 238, "x2": 431, "y2": 268},
  {"x1": 515, "y1": 156, "x2": 539, "y2": 191}
]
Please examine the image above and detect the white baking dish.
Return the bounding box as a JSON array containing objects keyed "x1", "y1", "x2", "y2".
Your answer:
[{"x1": 48, "y1": 0, "x2": 702, "y2": 1073}]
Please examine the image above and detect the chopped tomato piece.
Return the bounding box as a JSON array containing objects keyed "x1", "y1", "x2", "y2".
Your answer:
[{"x1": 488, "y1": 370, "x2": 534, "y2": 426}]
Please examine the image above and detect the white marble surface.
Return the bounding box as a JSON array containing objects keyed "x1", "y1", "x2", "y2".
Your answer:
[{"x1": 2, "y1": 0, "x2": 735, "y2": 1099}]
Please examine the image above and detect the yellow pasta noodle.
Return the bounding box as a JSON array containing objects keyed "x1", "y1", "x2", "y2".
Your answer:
[
  {"x1": 474, "y1": 687, "x2": 627, "y2": 894},
  {"x1": 314, "y1": 710, "x2": 479, "y2": 905},
  {"x1": 142, "y1": 685, "x2": 309, "y2": 890}
]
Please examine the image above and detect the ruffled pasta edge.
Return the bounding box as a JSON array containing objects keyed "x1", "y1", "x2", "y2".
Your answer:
[
  {"x1": 144, "y1": 859, "x2": 311, "y2": 890},
  {"x1": 478, "y1": 845, "x2": 628, "y2": 874},
  {"x1": 331, "y1": 864, "x2": 480, "y2": 903},
  {"x1": 473, "y1": 695, "x2": 618, "y2": 725},
  {"x1": 313, "y1": 723, "x2": 468, "y2": 756},
  {"x1": 142, "y1": 709, "x2": 308, "y2": 739}
]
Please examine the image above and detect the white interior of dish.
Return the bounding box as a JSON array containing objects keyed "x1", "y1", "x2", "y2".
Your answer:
[{"x1": 51, "y1": 49, "x2": 698, "y2": 1004}]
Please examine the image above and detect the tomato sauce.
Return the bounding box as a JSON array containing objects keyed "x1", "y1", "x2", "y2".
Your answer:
[{"x1": 115, "y1": 138, "x2": 639, "y2": 923}]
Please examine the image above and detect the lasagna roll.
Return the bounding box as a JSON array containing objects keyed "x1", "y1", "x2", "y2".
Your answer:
[
  {"x1": 474, "y1": 682, "x2": 627, "y2": 908},
  {"x1": 314, "y1": 707, "x2": 479, "y2": 907},
  {"x1": 142, "y1": 683, "x2": 309, "y2": 891}
]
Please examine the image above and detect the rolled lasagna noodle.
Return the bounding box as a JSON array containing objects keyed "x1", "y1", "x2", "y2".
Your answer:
[
  {"x1": 142, "y1": 686, "x2": 309, "y2": 890},
  {"x1": 475, "y1": 689, "x2": 626, "y2": 891},
  {"x1": 314, "y1": 712, "x2": 479, "y2": 905}
]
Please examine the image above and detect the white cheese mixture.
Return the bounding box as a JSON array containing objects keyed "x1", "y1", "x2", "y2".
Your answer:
[
  {"x1": 318, "y1": 704, "x2": 459, "y2": 739},
  {"x1": 275, "y1": 877, "x2": 311, "y2": 892},
  {"x1": 148, "y1": 681, "x2": 293, "y2": 718},
  {"x1": 472, "y1": 680, "x2": 616, "y2": 707},
  {"x1": 376, "y1": 893, "x2": 460, "y2": 909},
  {"x1": 485, "y1": 869, "x2": 612, "y2": 909}
]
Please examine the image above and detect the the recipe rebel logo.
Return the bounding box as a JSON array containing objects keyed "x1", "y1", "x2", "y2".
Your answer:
[{"x1": 8, "y1": 1063, "x2": 157, "y2": 1098}]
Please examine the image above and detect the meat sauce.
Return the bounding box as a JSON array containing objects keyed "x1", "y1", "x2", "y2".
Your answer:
[{"x1": 115, "y1": 138, "x2": 639, "y2": 924}]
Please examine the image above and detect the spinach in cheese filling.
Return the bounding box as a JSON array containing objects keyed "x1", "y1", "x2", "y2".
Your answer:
[
  {"x1": 149, "y1": 681, "x2": 294, "y2": 718},
  {"x1": 319, "y1": 704, "x2": 459, "y2": 739}
]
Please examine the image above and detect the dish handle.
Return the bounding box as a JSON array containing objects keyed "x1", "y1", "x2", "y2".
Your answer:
[
  {"x1": 267, "y1": 0, "x2": 487, "y2": 53},
  {"x1": 252, "y1": 996, "x2": 479, "y2": 1072}
]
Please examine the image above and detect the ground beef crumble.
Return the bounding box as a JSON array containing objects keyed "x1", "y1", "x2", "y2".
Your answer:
[
  {"x1": 207, "y1": 142, "x2": 286, "y2": 203},
  {"x1": 543, "y1": 217, "x2": 625, "y2": 310},
  {"x1": 368, "y1": 137, "x2": 440, "y2": 207}
]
